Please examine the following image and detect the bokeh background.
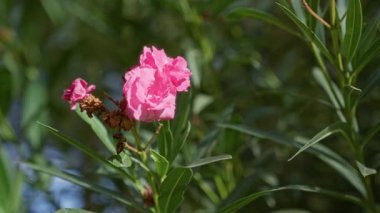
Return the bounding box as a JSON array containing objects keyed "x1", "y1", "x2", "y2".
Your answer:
[{"x1": 1, "y1": 0, "x2": 380, "y2": 212}]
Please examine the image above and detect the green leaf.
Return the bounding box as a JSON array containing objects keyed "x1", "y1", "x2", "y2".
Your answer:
[
  {"x1": 37, "y1": 122, "x2": 133, "y2": 180},
  {"x1": 186, "y1": 49, "x2": 202, "y2": 88},
  {"x1": 226, "y1": 8, "x2": 300, "y2": 37},
  {"x1": 197, "y1": 106, "x2": 234, "y2": 159},
  {"x1": 3, "y1": 53, "x2": 22, "y2": 97},
  {"x1": 218, "y1": 185, "x2": 362, "y2": 213},
  {"x1": 288, "y1": 122, "x2": 347, "y2": 161},
  {"x1": 356, "y1": 161, "x2": 377, "y2": 177},
  {"x1": 40, "y1": 0, "x2": 66, "y2": 25},
  {"x1": 55, "y1": 209, "x2": 95, "y2": 213},
  {"x1": 353, "y1": 15, "x2": 380, "y2": 72},
  {"x1": 75, "y1": 108, "x2": 114, "y2": 153},
  {"x1": 24, "y1": 162, "x2": 142, "y2": 211},
  {"x1": 343, "y1": 85, "x2": 361, "y2": 110},
  {"x1": 0, "y1": 110, "x2": 15, "y2": 141},
  {"x1": 170, "y1": 121, "x2": 191, "y2": 163},
  {"x1": 158, "y1": 167, "x2": 193, "y2": 213},
  {"x1": 22, "y1": 75, "x2": 48, "y2": 148},
  {"x1": 108, "y1": 151, "x2": 132, "y2": 168},
  {"x1": 313, "y1": 68, "x2": 345, "y2": 122},
  {"x1": 219, "y1": 124, "x2": 366, "y2": 196},
  {"x1": 343, "y1": 0, "x2": 362, "y2": 61},
  {"x1": 354, "y1": 38, "x2": 380, "y2": 73},
  {"x1": 361, "y1": 122, "x2": 380, "y2": 148},
  {"x1": 185, "y1": 155, "x2": 232, "y2": 168},
  {"x1": 157, "y1": 121, "x2": 173, "y2": 159},
  {"x1": 277, "y1": 2, "x2": 334, "y2": 63},
  {"x1": 0, "y1": 147, "x2": 23, "y2": 213},
  {"x1": 193, "y1": 94, "x2": 213, "y2": 114},
  {"x1": 171, "y1": 91, "x2": 192, "y2": 163},
  {"x1": 150, "y1": 149, "x2": 169, "y2": 179},
  {"x1": 295, "y1": 136, "x2": 366, "y2": 197}
]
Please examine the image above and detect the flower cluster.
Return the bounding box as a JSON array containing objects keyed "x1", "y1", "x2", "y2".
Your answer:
[{"x1": 62, "y1": 46, "x2": 191, "y2": 124}]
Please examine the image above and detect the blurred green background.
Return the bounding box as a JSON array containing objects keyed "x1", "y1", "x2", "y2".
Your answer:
[{"x1": 1, "y1": 0, "x2": 380, "y2": 212}]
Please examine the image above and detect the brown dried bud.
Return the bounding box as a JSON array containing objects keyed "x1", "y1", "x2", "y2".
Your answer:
[
  {"x1": 79, "y1": 94, "x2": 105, "y2": 117},
  {"x1": 116, "y1": 141, "x2": 125, "y2": 154},
  {"x1": 102, "y1": 110, "x2": 133, "y2": 131},
  {"x1": 142, "y1": 186, "x2": 154, "y2": 207}
]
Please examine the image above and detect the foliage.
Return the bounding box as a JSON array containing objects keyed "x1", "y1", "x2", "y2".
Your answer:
[{"x1": 1, "y1": 0, "x2": 380, "y2": 212}]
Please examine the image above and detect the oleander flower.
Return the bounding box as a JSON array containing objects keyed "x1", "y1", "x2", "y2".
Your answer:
[
  {"x1": 62, "y1": 78, "x2": 96, "y2": 110},
  {"x1": 123, "y1": 46, "x2": 191, "y2": 122},
  {"x1": 139, "y1": 46, "x2": 191, "y2": 92}
]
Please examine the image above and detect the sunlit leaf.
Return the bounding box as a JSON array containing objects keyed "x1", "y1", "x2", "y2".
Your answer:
[
  {"x1": 193, "y1": 94, "x2": 213, "y2": 114},
  {"x1": 150, "y1": 149, "x2": 169, "y2": 179},
  {"x1": 108, "y1": 151, "x2": 132, "y2": 168},
  {"x1": 76, "y1": 108, "x2": 114, "y2": 153}
]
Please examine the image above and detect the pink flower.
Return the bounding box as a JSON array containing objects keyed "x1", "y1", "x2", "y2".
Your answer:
[
  {"x1": 139, "y1": 46, "x2": 191, "y2": 92},
  {"x1": 123, "y1": 46, "x2": 191, "y2": 122},
  {"x1": 62, "y1": 78, "x2": 96, "y2": 110}
]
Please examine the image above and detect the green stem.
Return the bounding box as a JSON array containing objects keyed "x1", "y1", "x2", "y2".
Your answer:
[
  {"x1": 355, "y1": 151, "x2": 377, "y2": 213},
  {"x1": 131, "y1": 127, "x2": 143, "y2": 150}
]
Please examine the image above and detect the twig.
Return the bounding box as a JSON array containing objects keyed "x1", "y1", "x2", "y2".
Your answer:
[{"x1": 302, "y1": 0, "x2": 331, "y2": 28}]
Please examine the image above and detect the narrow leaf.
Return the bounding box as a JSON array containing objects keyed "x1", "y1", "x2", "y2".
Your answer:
[
  {"x1": 313, "y1": 68, "x2": 345, "y2": 122},
  {"x1": 75, "y1": 108, "x2": 114, "y2": 153},
  {"x1": 227, "y1": 8, "x2": 300, "y2": 37},
  {"x1": 356, "y1": 161, "x2": 377, "y2": 177},
  {"x1": 23, "y1": 162, "x2": 142, "y2": 211},
  {"x1": 170, "y1": 121, "x2": 191, "y2": 163},
  {"x1": 361, "y1": 122, "x2": 380, "y2": 148},
  {"x1": 219, "y1": 124, "x2": 366, "y2": 196},
  {"x1": 277, "y1": 2, "x2": 334, "y2": 63},
  {"x1": 218, "y1": 185, "x2": 362, "y2": 213},
  {"x1": 288, "y1": 122, "x2": 346, "y2": 161},
  {"x1": 37, "y1": 122, "x2": 133, "y2": 180},
  {"x1": 354, "y1": 38, "x2": 380, "y2": 73},
  {"x1": 0, "y1": 110, "x2": 15, "y2": 141},
  {"x1": 185, "y1": 155, "x2": 232, "y2": 168},
  {"x1": 158, "y1": 121, "x2": 173, "y2": 159},
  {"x1": 55, "y1": 209, "x2": 95, "y2": 213},
  {"x1": 343, "y1": 0, "x2": 362, "y2": 61},
  {"x1": 159, "y1": 168, "x2": 193, "y2": 213}
]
